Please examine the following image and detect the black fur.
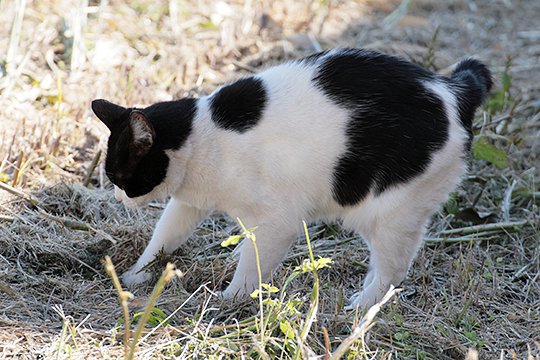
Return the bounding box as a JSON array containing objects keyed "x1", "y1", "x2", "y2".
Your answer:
[
  {"x1": 93, "y1": 99, "x2": 197, "y2": 198},
  {"x1": 299, "y1": 49, "x2": 331, "y2": 65},
  {"x1": 209, "y1": 77, "x2": 267, "y2": 133},
  {"x1": 450, "y1": 58, "x2": 493, "y2": 130},
  {"x1": 91, "y1": 99, "x2": 131, "y2": 130},
  {"x1": 313, "y1": 49, "x2": 449, "y2": 206}
]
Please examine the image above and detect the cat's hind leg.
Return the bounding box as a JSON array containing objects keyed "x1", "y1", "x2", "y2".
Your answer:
[
  {"x1": 122, "y1": 198, "x2": 209, "y2": 287},
  {"x1": 347, "y1": 221, "x2": 425, "y2": 309},
  {"x1": 344, "y1": 189, "x2": 439, "y2": 310}
]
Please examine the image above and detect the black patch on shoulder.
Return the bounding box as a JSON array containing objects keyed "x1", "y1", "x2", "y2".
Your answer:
[
  {"x1": 105, "y1": 99, "x2": 197, "y2": 198},
  {"x1": 314, "y1": 49, "x2": 449, "y2": 206},
  {"x1": 209, "y1": 77, "x2": 267, "y2": 132}
]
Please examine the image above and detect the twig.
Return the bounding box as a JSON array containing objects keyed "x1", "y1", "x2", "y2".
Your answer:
[
  {"x1": 438, "y1": 221, "x2": 528, "y2": 236},
  {"x1": 0, "y1": 181, "x2": 41, "y2": 208},
  {"x1": 104, "y1": 256, "x2": 132, "y2": 355},
  {"x1": 307, "y1": 34, "x2": 322, "y2": 52},
  {"x1": 0, "y1": 180, "x2": 115, "y2": 242},
  {"x1": 501, "y1": 180, "x2": 517, "y2": 222},
  {"x1": 6, "y1": 0, "x2": 27, "y2": 75},
  {"x1": 425, "y1": 235, "x2": 498, "y2": 244},
  {"x1": 228, "y1": 60, "x2": 257, "y2": 73},
  {"x1": 83, "y1": 149, "x2": 101, "y2": 187},
  {"x1": 37, "y1": 209, "x2": 116, "y2": 243},
  {"x1": 323, "y1": 327, "x2": 331, "y2": 360},
  {"x1": 128, "y1": 263, "x2": 176, "y2": 360},
  {"x1": 330, "y1": 286, "x2": 400, "y2": 360},
  {"x1": 382, "y1": 0, "x2": 412, "y2": 28},
  {"x1": 0, "y1": 215, "x2": 15, "y2": 222}
]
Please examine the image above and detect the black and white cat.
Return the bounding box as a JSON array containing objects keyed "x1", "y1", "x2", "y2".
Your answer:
[{"x1": 91, "y1": 48, "x2": 491, "y2": 308}]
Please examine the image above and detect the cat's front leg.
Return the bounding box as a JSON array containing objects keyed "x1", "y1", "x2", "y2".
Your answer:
[
  {"x1": 221, "y1": 219, "x2": 296, "y2": 299},
  {"x1": 122, "y1": 198, "x2": 209, "y2": 287}
]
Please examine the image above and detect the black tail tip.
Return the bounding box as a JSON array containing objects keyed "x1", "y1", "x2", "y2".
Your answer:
[{"x1": 452, "y1": 58, "x2": 493, "y2": 96}]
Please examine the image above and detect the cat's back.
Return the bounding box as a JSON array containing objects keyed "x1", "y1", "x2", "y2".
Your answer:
[{"x1": 199, "y1": 49, "x2": 487, "y2": 211}]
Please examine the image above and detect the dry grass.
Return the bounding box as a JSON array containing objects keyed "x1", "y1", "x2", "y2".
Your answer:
[{"x1": 1, "y1": 0, "x2": 539, "y2": 359}]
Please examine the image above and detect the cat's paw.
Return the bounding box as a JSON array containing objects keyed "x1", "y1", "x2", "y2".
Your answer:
[
  {"x1": 345, "y1": 284, "x2": 388, "y2": 310},
  {"x1": 220, "y1": 284, "x2": 251, "y2": 300},
  {"x1": 122, "y1": 268, "x2": 152, "y2": 288}
]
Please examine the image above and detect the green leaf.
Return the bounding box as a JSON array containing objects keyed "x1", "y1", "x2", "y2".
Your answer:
[
  {"x1": 294, "y1": 257, "x2": 333, "y2": 273},
  {"x1": 312, "y1": 257, "x2": 333, "y2": 270},
  {"x1": 473, "y1": 137, "x2": 509, "y2": 169},
  {"x1": 132, "y1": 307, "x2": 169, "y2": 327},
  {"x1": 261, "y1": 283, "x2": 279, "y2": 293},
  {"x1": 393, "y1": 331, "x2": 410, "y2": 341},
  {"x1": 279, "y1": 320, "x2": 295, "y2": 339},
  {"x1": 221, "y1": 235, "x2": 242, "y2": 247}
]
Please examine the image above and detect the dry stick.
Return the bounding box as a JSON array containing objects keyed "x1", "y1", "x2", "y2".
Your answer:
[
  {"x1": 0, "y1": 181, "x2": 40, "y2": 208},
  {"x1": 330, "y1": 286, "x2": 400, "y2": 360},
  {"x1": 104, "y1": 256, "x2": 132, "y2": 355},
  {"x1": 0, "y1": 181, "x2": 116, "y2": 242},
  {"x1": 11, "y1": 151, "x2": 24, "y2": 186},
  {"x1": 322, "y1": 327, "x2": 331, "y2": 360},
  {"x1": 425, "y1": 235, "x2": 498, "y2": 244},
  {"x1": 438, "y1": 220, "x2": 528, "y2": 236},
  {"x1": 6, "y1": 0, "x2": 27, "y2": 74},
  {"x1": 128, "y1": 263, "x2": 176, "y2": 360},
  {"x1": 425, "y1": 230, "x2": 500, "y2": 244},
  {"x1": 0, "y1": 215, "x2": 15, "y2": 222},
  {"x1": 83, "y1": 149, "x2": 101, "y2": 187}
]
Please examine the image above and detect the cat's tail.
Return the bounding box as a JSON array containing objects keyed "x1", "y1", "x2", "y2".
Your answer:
[{"x1": 450, "y1": 59, "x2": 493, "y2": 128}]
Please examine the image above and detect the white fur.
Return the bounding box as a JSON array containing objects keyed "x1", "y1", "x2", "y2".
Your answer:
[{"x1": 120, "y1": 62, "x2": 469, "y2": 309}]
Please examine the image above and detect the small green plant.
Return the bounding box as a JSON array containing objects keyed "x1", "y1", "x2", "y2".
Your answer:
[
  {"x1": 132, "y1": 307, "x2": 170, "y2": 327},
  {"x1": 473, "y1": 136, "x2": 509, "y2": 169},
  {"x1": 486, "y1": 57, "x2": 514, "y2": 115},
  {"x1": 220, "y1": 220, "x2": 400, "y2": 359},
  {"x1": 463, "y1": 330, "x2": 485, "y2": 348},
  {"x1": 422, "y1": 26, "x2": 440, "y2": 70},
  {"x1": 222, "y1": 220, "x2": 333, "y2": 358},
  {"x1": 104, "y1": 256, "x2": 177, "y2": 360},
  {"x1": 473, "y1": 57, "x2": 514, "y2": 170}
]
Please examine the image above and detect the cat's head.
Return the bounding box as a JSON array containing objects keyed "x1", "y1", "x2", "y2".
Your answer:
[{"x1": 91, "y1": 99, "x2": 192, "y2": 207}]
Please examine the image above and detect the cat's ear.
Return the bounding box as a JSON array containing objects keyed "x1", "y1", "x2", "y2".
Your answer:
[
  {"x1": 129, "y1": 110, "x2": 155, "y2": 155},
  {"x1": 91, "y1": 99, "x2": 127, "y2": 130}
]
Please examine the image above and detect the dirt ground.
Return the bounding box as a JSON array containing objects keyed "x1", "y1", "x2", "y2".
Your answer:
[{"x1": 0, "y1": 0, "x2": 539, "y2": 359}]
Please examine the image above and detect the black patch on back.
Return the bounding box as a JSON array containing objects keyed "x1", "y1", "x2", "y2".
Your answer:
[
  {"x1": 105, "y1": 99, "x2": 197, "y2": 198},
  {"x1": 313, "y1": 49, "x2": 449, "y2": 206},
  {"x1": 209, "y1": 77, "x2": 267, "y2": 132}
]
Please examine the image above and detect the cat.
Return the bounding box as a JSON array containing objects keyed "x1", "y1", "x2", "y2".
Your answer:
[{"x1": 91, "y1": 48, "x2": 491, "y2": 308}]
